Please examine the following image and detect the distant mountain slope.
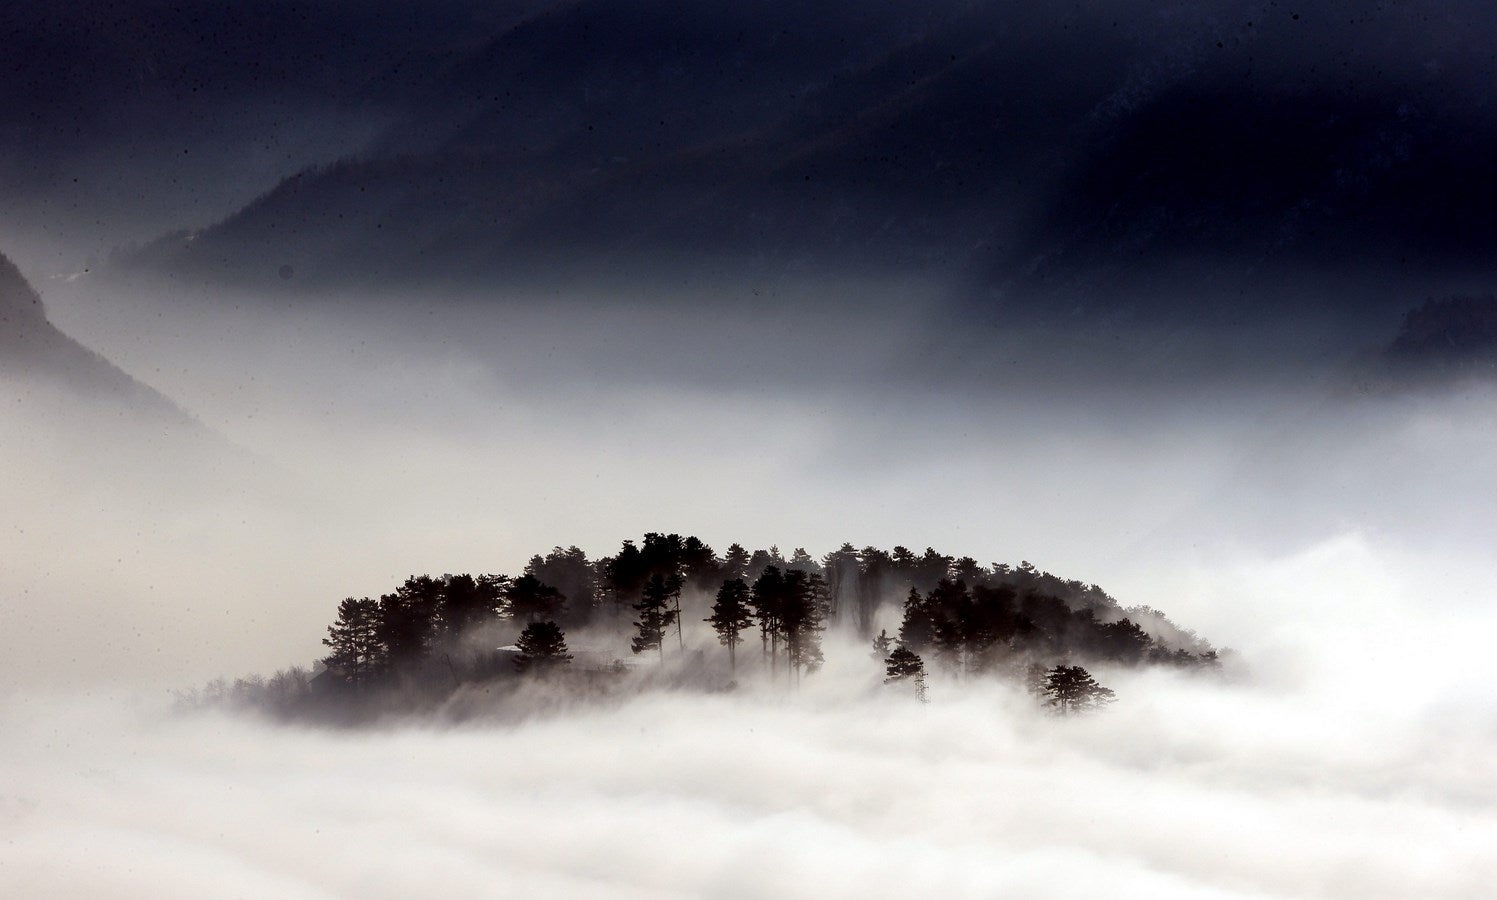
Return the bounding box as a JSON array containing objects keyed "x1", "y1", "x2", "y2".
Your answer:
[
  {"x1": 0, "y1": 251, "x2": 193, "y2": 418},
  {"x1": 111, "y1": 1, "x2": 1497, "y2": 326}
]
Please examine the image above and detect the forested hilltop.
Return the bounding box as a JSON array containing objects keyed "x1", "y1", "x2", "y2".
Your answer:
[{"x1": 191, "y1": 534, "x2": 1220, "y2": 722}]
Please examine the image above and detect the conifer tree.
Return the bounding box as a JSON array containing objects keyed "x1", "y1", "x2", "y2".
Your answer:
[
  {"x1": 322, "y1": 596, "x2": 382, "y2": 686},
  {"x1": 750, "y1": 566, "x2": 786, "y2": 668},
  {"x1": 1043, "y1": 665, "x2": 1115, "y2": 714},
  {"x1": 897, "y1": 586, "x2": 936, "y2": 653},
  {"x1": 506, "y1": 573, "x2": 566, "y2": 623},
  {"x1": 706, "y1": 578, "x2": 754, "y2": 672},
  {"x1": 883, "y1": 645, "x2": 928, "y2": 702},
  {"x1": 515, "y1": 620, "x2": 573, "y2": 673},
  {"x1": 375, "y1": 576, "x2": 444, "y2": 668},
  {"x1": 631, "y1": 573, "x2": 678, "y2": 661},
  {"x1": 720, "y1": 543, "x2": 751, "y2": 582}
]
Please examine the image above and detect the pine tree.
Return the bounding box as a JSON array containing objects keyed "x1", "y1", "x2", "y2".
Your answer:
[
  {"x1": 525, "y1": 547, "x2": 597, "y2": 626},
  {"x1": 375, "y1": 576, "x2": 444, "y2": 668},
  {"x1": 603, "y1": 540, "x2": 648, "y2": 622},
  {"x1": 515, "y1": 621, "x2": 573, "y2": 673},
  {"x1": 787, "y1": 547, "x2": 821, "y2": 574},
  {"x1": 897, "y1": 587, "x2": 936, "y2": 653},
  {"x1": 883, "y1": 645, "x2": 928, "y2": 702},
  {"x1": 506, "y1": 573, "x2": 566, "y2": 623},
  {"x1": 322, "y1": 596, "x2": 382, "y2": 686},
  {"x1": 1024, "y1": 661, "x2": 1049, "y2": 707},
  {"x1": 750, "y1": 566, "x2": 786, "y2": 669},
  {"x1": 720, "y1": 543, "x2": 751, "y2": 582},
  {"x1": 783, "y1": 570, "x2": 827, "y2": 679},
  {"x1": 706, "y1": 578, "x2": 755, "y2": 672},
  {"x1": 631, "y1": 573, "x2": 678, "y2": 661},
  {"x1": 438, "y1": 573, "x2": 508, "y2": 638},
  {"x1": 1043, "y1": 665, "x2": 1115, "y2": 714}
]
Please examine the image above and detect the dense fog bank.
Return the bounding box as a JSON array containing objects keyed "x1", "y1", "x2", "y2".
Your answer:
[{"x1": 4, "y1": 563, "x2": 1494, "y2": 899}]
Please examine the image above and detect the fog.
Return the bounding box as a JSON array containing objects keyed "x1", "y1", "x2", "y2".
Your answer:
[{"x1": 4, "y1": 269, "x2": 1496, "y2": 894}]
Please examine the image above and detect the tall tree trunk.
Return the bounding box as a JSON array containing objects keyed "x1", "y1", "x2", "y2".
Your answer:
[{"x1": 674, "y1": 594, "x2": 684, "y2": 651}]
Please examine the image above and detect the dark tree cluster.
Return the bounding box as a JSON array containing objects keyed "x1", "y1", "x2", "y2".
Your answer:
[
  {"x1": 300, "y1": 533, "x2": 1219, "y2": 715},
  {"x1": 896, "y1": 577, "x2": 1217, "y2": 675}
]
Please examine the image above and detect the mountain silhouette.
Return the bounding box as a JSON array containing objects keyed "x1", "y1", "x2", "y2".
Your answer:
[
  {"x1": 86, "y1": 1, "x2": 1497, "y2": 327},
  {"x1": 0, "y1": 250, "x2": 194, "y2": 418}
]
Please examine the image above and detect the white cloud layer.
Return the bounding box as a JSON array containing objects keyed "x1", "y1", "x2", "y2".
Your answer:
[
  {"x1": 6, "y1": 279, "x2": 1497, "y2": 895},
  {"x1": 4, "y1": 552, "x2": 1496, "y2": 900}
]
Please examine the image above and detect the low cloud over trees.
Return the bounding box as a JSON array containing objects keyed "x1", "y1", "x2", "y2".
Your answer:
[{"x1": 241, "y1": 532, "x2": 1222, "y2": 721}]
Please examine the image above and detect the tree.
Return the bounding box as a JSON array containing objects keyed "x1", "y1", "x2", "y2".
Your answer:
[
  {"x1": 515, "y1": 621, "x2": 573, "y2": 673},
  {"x1": 883, "y1": 646, "x2": 928, "y2": 702},
  {"x1": 857, "y1": 546, "x2": 894, "y2": 636},
  {"x1": 602, "y1": 540, "x2": 648, "y2": 622},
  {"x1": 525, "y1": 547, "x2": 596, "y2": 626},
  {"x1": 506, "y1": 573, "x2": 566, "y2": 624},
  {"x1": 749, "y1": 566, "x2": 786, "y2": 668},
  {"x1": 680, "y1": 535, "x2": 719, "y2": 591},
  {"x1": 720, "y1": 543, "x2": 751, "y2": 582},
  {"x1": 375, "y1": 576, "x2": 445, "y2": 668},
  {"x1": 322, "y1": 596, "x2": 382, "y2": 686},
  {"x1": 820, "y1": 543, "x2": 860, "y2": 624},
  {"x1": 781, "y1": 568, "x2": 825, "y2": 680},
  {"x1": 897, "y1": 587, "x2": 937, "y2": 653},
  {"x1": 706, "y1": 578, "x2": 755, "y2": 673},
  {"x1": 1043, "y1": 665, "x2": 1115, "y2": 714},
  {"x1": 1023, "y1": 661, "x2": 1049, "y2": 707},
  {"x1": 927, "y1": 578, "x2": 974, "y2": 674},
  {"x1": 1095, "y1": 617, "x2": 1152, "y2": 665},
  {"x1": 911, "y1": 547, "x2": 954, "y2": 592},
  {"x1": 746, "y1": 545, "x2": 786, "y2": 580},
  {"x1": 631, "y1": 573, "x2": 678, "y2": 661},
  {"x1": 439, "y1": 573, "x2": 508, "y2": 638},
  {"x1": 787, "y1": 547, "x2": 822, "y2": 574}
]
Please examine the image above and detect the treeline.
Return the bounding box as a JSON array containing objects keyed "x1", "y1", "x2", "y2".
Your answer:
[
  {"x1": 890, "y1": 578, "x2": 1218, "y2": 677},
  {"x1": 310, "y1": 533, "x2": 1218, "y2": 697}
]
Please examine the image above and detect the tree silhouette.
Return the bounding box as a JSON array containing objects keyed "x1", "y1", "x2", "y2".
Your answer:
[
  {"x1": 897, "y1": 586, "x2": 936, "y2": 653},
  {"x1": 820, "y1": 543, "x2": 860, "y2": 624},
  {"x1": 375, "y1": 576, "x2": 444, "y2": 668},
  {"x1": 1043, "y1": 665, "x2": 1115, "y2": 714},
  {"x1": 720, "y1": 543, "x2": 751, "y2": 582},
  {"x1": 706, "y1": 578, "x2": 754, "y2": 673},
  {"x1": 294, "y1": 534, "x2": 1222, "y2": 720},
  {"x1": 631, "y1": 572, "x2": 678, "y2": 661},
  {"x1": 884, "y1": 645, "x2": 928, "y2": 702},
  {"x1": 525, "y1": 547, "x2": 596, "y2": 626},
  {"x1": 781, "y1": 568, "x2": 825, "y2": 680},
  {"x1": 680, "y1": 535, "x2": 719, "y2": 591},
  {"x1": 322, "y1": 596, "x2": 382, "y2": 686},
  {"x1": 603, "y1": 540, "x2": 648, "y2": 622},
  {"x1": 1095, "y1": 617, "x2": 1152, "y2": 664},
  {"x1": 1023, "y1": 661, "x2": 1049, "y2": 707},
  {"x1": 515, "y1": 621, "x2": 573, "y2": 673},
  {"x1": 788, "y1": 547, "x2": 822, "y2": 574},
  {"x1": 750, "y1": 566, "x2": 786, "y2": 669},
  {"x1": 438, "y1": 573, "x2": 508, "y2": 638},
  {"x1": 506, "y1": 573, "x2": 566, "y2": 624}
]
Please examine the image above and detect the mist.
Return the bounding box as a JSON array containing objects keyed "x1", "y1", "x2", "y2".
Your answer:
[
  {"x1": 7, "y1": 1, "x2": 1497, "y2": 892},
  {"x1": 3, "y1": 264, "x2": 1495, "y2": 894}
]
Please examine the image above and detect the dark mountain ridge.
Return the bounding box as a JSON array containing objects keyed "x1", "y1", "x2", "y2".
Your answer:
[
  {"x1": 0, "y1": 250, "x2": 194, "y2": 419},
  {"x1": 45, "y1": 1, "x2": 1497, "y2": 329}
]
